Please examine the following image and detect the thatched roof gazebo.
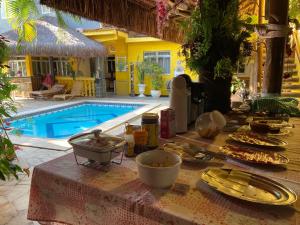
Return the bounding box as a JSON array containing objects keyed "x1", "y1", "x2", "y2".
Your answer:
[
  {"x1": 39, "y1": 0, "x2": 258, "y2": 43},
  {"x1": 2, "y1": 16, "x2": 107, "y2": 58}
]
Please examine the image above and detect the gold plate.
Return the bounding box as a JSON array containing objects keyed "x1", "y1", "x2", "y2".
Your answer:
[
  {"x1": 229, "y1": 132, "x2": 287, "y2": 147},
  {"x1": 219, "y1": 145, "x2": 289, "y2": 165},
  {"x1": 201, "y1": 168, "x2": 297, "y2": 205}
]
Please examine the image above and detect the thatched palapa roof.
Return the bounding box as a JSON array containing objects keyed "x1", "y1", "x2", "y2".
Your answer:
[
  {"x1": 2, "y1": 16, "x2": 106, "y2": 58},
  {"x1": 40, "y1": 0, "x2": 258, "y2": 43}
]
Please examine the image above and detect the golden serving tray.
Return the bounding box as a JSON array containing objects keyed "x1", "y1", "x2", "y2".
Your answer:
[
  {"x1": 229, "y1": 132, "x2": 287, "y2": 147},
  {"x1": 201, "y1": 168, "x2": 297, "y2": 205},
  {"x1": 219, "y1": 145, "x2": 289, "y2": 165}
]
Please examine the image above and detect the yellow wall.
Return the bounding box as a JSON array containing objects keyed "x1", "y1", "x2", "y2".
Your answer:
[
  {"x1": 84, "y1": 29, "x2": 195, "y2": 96},
  {"x1": 127, "y1": 40, "x2": 193, "y2": 95}
]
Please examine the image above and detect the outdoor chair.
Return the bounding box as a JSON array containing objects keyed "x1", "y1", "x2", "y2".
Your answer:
[
  {"x1": 53, "y1": 81, "x2": 83, "y2": 100},
  {"x1": 29, "y1": 84, "x2": 65, "y2": 99}
]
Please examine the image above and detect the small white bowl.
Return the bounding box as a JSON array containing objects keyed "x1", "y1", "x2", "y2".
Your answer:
[{"x1": 136, "y1": 150, "x2": 182, "y2": 188}]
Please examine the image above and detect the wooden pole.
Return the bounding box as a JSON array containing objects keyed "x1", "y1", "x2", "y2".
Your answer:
[
  {"x1": 256, "y1": 0, "x2": 264, "y2": 93},
  {"x1": 262, "y1": 0, "x2": 289, "y2": 96}
]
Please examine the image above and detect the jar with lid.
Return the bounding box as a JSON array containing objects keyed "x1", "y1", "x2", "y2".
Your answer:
[
  {"x1": 124, "y1": 123, "x2": 135, "y2": 157},
  {"x1": 141, "y1": 113, "x2": 159, "y2": 149}
]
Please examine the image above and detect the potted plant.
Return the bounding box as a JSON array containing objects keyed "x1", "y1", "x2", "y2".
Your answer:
[
  {"x1": 148, "y1": 63, "x2": 163, "y2": 98},
  {"x1": 136, "y1": 61, "x2": 147, "y2": 97},
  {"x1": 182, "y1": 0, "x2": 252, "y2": 113}
]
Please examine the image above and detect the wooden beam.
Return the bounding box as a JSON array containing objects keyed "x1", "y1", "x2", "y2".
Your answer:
[
  {"x1": 262, "y1": 0, "x2": 289, "y2": 95},
  {"x1": 257, "y1": 0, "x2": 264, "y2": 92}
]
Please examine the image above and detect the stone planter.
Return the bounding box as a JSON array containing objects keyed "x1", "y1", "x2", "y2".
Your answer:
[
  {"x1": 138, "y1": 84, "x2": 146, "y2": 97},
  {"x1": 151, "y1": 90, "x2": 161, "y2": 98}
]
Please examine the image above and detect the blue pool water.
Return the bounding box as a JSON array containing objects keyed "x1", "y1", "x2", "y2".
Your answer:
[{"x1": 10, "y1": 102, "x2": 141, "y2": 139}]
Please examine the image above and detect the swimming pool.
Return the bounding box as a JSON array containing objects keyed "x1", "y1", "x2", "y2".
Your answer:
[{"x1": 10, "y1": 102, "x2": 143, "y2": 139}]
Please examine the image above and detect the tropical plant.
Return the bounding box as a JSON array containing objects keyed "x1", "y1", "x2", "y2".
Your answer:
[
  {"x1": 182, "y1": 0, "x2": 252, "y2": 78},
  {"x1": 0, "y1": 35, "x2": 10, "y2": 67},
  {"x1": 136, "y1": 61, "x2": 148, "y2": 84},
  {"x1": 289, "y1": 0, "x2": 300, "y2": 22},
  {"x1": 148, "y1": 63, "x2": 163, "y2": 90},
  {"x1": 0, "y1": 36, "x2": 27, "y2": 181},
  {"x1": 0, "y1": 0, "x2": 81, "y2": 44},
  {"x1": 182, "y1": 0, "x2": 252, "y2": 113},
  {"x1": 231, "y1": 76, "x2": 245, "y2": 94}
]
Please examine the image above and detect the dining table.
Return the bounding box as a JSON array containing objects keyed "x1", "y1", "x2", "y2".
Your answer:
[{"x1": 27, "y1": 118, "x2": 300, "y2": 225}]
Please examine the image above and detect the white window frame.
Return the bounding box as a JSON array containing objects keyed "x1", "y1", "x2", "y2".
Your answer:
[
  {"x1": 8, "y1": 57, "x2": 27, "y2": 77},
  {"x1": 32, "y1": 57, "x2": 51, "y2": 76},
  {"x1": 53, "y1": 57, "x2": 71, "y2": 76},
  {"x1": 143, "y1": 51, "x2": 171, "y2": 74},
  {"x1": 41, "y1": 5, "x2": 53, "y2": 14}
]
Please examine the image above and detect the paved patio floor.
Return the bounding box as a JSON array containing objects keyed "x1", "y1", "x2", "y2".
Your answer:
[{"x1": 0, "y1": 96, "x2": 169, "y2": 225}]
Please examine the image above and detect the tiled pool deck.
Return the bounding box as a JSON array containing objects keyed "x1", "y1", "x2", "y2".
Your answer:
[{"x1": 0, "y1": 96, "x2": 169, "y2": 225}]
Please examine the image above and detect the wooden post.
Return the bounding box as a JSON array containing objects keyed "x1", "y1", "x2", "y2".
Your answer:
[
  {"x1": 262, "y1": 0, "x2": 289, "y2": 96},
  {"x1": 256, "y1": 0, "x2": 264, "y2": 93}
]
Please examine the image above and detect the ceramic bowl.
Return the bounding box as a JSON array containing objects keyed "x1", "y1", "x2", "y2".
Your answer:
[{"x1": 136, "y1": 150, "x2": 182, "y2": 188}]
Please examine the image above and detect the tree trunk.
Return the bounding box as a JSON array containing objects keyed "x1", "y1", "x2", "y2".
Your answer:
[
  {"x1": 262, "y1": 0, "x2": 289, "y2": 95},
  {"x1": 203, "y1": 75, "x2": 232, "y2": 114}
]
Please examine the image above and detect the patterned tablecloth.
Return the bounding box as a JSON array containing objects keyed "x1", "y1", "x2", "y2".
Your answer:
[{"x1": 27, "y1": 119, "x2": 300, "y2": 225}]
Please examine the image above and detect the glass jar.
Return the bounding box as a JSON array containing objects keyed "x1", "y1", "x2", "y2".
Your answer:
[{"x1": 141, "y1": 113, "x2": 159, "y2": 149}]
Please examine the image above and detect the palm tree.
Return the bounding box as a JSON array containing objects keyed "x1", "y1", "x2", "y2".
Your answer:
[{"x1": 0, "y1": 0, "x2": 80, "y2": 43}]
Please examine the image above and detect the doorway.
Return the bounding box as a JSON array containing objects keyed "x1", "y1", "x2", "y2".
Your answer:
[{"x1": 105, "y1": 56, "x2": 116, "y2": 93}]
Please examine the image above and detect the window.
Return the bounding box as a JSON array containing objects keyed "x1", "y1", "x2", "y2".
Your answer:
[
  {"x1": 41, "y1": 5, "x2": 53, "y2": 14},
  {"x1": 53, "y1": 57, "x2": 72, "y2": 76},
  {"x1": 32, "y1": 57, "x2": 51, "y2": 76},
  {"x1": 8, "y1": 57, "x2": 27, "y2": 77},
  {"x1": 144, "y1": 51, "x2": 170, "y2": 74}
]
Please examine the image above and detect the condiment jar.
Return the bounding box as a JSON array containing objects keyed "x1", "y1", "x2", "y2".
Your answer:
[
  {"x1": 141, "y1": 113, "x2": 159, "y2": 149},
  {"x1": 133, "y1": 129, "x2": 148, "y2": 154},
  {"x1": 124, "y1": 123, "x2": 135, "y2": 157}
]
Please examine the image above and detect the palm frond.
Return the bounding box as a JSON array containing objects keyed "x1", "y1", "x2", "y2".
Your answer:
[
  {"x1": 55, "y1": 10, "x2": 67, "y2": 28},
  {"x1": 6, "y1": 0, "x2": 39, "y2": 44},
  {"x1": 4, "y1": 0, "x2": 82, "y2": 46}
]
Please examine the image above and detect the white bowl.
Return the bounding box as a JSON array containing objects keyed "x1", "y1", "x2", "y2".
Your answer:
[{"x1": 136, "y1": 150, "x2": 182, "y2": 188}]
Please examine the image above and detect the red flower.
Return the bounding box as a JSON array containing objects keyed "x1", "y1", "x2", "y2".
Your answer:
[{"x1": 156, "y1": 0, "x2": 169, "y2": 36}]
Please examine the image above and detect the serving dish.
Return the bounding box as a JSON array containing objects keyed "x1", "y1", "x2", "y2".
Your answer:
[
  {"x1": 136, "y1": 150, "x2": 182, "y2": 188},
  {"x1": 68, "y1": 129, "x2": 126, "y2": 165},
  {"x1": 219, "y1": 144, "x2": 289, "y2": 165},
  {"x1": 201, "y1": 168, "x2": 297, "y2": 205},
  {"x1": 228, "y1": 132, "x2": 287, "y2": 147},
  {"x1": 163, "y1": 142, "x2": 213, "y2": 162}
]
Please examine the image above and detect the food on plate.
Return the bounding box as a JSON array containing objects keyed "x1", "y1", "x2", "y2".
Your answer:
[
  {"x1": 229, "y1": 132, "x2": 287, "y2": 147},
  {"x1": 220, "y1": 145, "x2": 289, "y2": 164},
  {"x1": 250, "y1": 120, "x2": 281, "y2": 134},
  {"x1": 163, "y1": 142, "x2": 212, "y2": 162}
]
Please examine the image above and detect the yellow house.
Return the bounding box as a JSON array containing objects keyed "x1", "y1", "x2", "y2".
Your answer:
[{"x1": 84, "y1": 28, "x2": 194, "y2": 96}]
